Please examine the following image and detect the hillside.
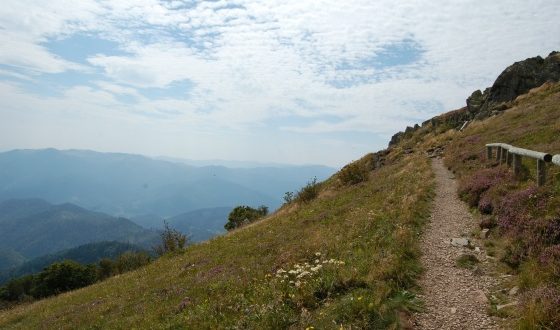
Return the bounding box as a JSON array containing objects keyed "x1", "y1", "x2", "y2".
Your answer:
[
  {"x1": 0, "y1": 149, "x2": 335, "y2": 217},
  {"x1": 1, "y1": 54, "x2": 559, "y2": 329},
  {"x1": 0, "y1": 151, "x2": 435, "y2": 328},
  {"x1": 0, "y1": 241, "x2": 147, "y2": 285},
  {"x1": 0, "y1": 250, "x2": 25, "y2": 273},
  {"x1": 0, "y1": 199, "x2": 159, "y2": 259}
]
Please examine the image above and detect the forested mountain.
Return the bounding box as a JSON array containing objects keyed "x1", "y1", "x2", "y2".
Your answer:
[{"x1": 0, "y1": 199, "x2": 159, "y2": 260}]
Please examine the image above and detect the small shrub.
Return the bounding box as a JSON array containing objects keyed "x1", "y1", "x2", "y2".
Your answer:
[
  {"x1": 458, "y1": 167, "x2": 513, "y2": 207},
  {"x1": 114, "y1": 251, "x2": 151, "y2": 274},
  {"x1": 97, "y1": 258, "x2": 115, "y2": 280},
  {"x1": 283, "y1": 191, "x2": 294, "y2": 204},
  {"x1": 296, "y1": 177, "x2": 320, "y2": 203},
  {"x1": 478, "y1": 194, "x2": 494, "y2": 214},
  {"x1": 338, "y1": 162, "x2": 370, "y2": 185},
  {"x1": 519, "y1": 286, "x2": 560, "y2": 328},
  {"x1": 154, "y1": 221, "x2": 188, "y2": 256},
  {"x1": 501, "y1": 240, "x2": 528, "y2": 268},
  {"x1": 539, "y1": 244, "x2": 560, "y2": 277},
  {"x1": 495, "y1": 186, "x2": 542, "y2": 233},
  {"x1": 456, "y1": 254, "x2": 479, "y2": 269},
  {"x1": 479, "y1": 216, "x2": 497, "y2": 229}
]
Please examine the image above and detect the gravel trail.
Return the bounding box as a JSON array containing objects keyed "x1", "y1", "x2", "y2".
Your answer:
[{"x1": 412, "y1": 158, "x2": 500, "y2": 330}]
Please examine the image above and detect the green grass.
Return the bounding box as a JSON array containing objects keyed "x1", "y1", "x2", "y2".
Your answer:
[{"x1": 0, "y1": 154, "x2": 434, "y2": 329}]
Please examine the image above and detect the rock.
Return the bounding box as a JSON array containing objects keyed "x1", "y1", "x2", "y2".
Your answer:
[
  {"x1": 480, "y1": 229, "x2": 490, "y2": 239},
  {"x1": 475, "y1": 290, "x2": 488, "y2": 304},
  {"x1": 474, "y1": 247, "x2": 481, "y2": 253},
  {"x1": 475, "y1": 51, "x2": 560, "y2": 119},
  {"x1": 497, "y1": 301, "x2": 518, "y2": 311},
  {"x1": 509, "y1": 286, "x2": 519, "y2": 296},
  {"x1": 450, "y1": 307, "x2": 457, "y2": 314},
  {"x1": 466, "y1": 89, "x2": 486, "y2": 114},
  {"x1": 389, "y1": 131, "x2": 404, "y2": 147},
  {"x1": 450, "y1": 237, "x2": 470, "y2": 247}
]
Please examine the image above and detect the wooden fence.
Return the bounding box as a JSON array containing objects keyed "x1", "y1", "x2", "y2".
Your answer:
[{"x1": 486, "y1": 143, "x2": 560, "y2": 186}]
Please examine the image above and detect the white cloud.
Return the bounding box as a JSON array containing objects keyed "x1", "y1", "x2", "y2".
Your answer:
[{"x1": 0, "y1": 0, "x2": 559, "y2": 165}]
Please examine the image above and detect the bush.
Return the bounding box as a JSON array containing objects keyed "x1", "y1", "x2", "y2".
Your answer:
[
  {"x1": 496, "y1": 186, "x2": 541, "y2": 233},
  {"x1": 154, "y1": 221, "x2": 188, "y2": 256},
  {"x1": 519, "y1": 286, "x2": 560, "y2": 328},
  {"x1": 296, "y1": 177, "x2": 320, "y2": 203},
  {"x1": 458, "y1": 167, "x2": 513, "y2": 207},
  {"x1": 224, "y1": 205, "x2": 268, "y2": 231},
  {"x1": 283, "y1": 191, "x2": 294, "y2": 204},
  {"x1": 0, "y1": 275, "x2": 34, "y2": 301},
  {"x1": 456, "y1": 254, "x2": 479, "y2": 269},
  {"x1": 32, "y1": 261, "x2": 97, "y2": 298},
  {"x1": 339, "y1": 161, "x2": 370, "y2": 185},
  {"x1": 114, "y1": 251, "x2": 151, "y2": 273},
  {"x1": 97, "y1": 258, "x2": 115, "y2": 280}
]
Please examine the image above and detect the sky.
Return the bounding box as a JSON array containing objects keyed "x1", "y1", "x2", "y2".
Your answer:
[{"x1": 0, "y1": 1, "x2": 558, "y2": 167}]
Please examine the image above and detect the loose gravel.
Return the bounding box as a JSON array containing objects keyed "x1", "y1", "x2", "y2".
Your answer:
[{"x1": 412, "y1": 158, "x2": 501, "y2": 330}]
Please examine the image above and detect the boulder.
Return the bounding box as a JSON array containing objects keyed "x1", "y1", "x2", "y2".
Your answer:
[
  {"x1": 450, "y1": 237, "x2": 470, "y2": 247},
  {"x1": 476, "y1": 51, "x2": 560, "y2": 118}
]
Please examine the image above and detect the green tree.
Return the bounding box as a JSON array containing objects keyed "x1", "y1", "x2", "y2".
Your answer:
[
  {"x1": 0, "y1": 275, "x2": 34, "y2": 301},
  {"x1": 96, "y1": 258, "x2": 115, "y2": 280},
  {"x1": 224, "y1": 205, "x2": 268, "y2": 231},
  {"x1": 31, "y1": 260, "x2": 96, "y2": 298}
]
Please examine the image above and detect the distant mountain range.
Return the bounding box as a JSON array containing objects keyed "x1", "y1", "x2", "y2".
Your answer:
[
  {"x1": 130, "y1": 207, "x2": 229, "y2": 242},
  {"x1": 168, "y1": 207, "x2": 230, "y2": 242},
  {"x1": 0, "y1": 198, "x2": 159, "y2": 261},
  {"x1": 0, "y1": 149, "x2": 336, "y2": 217}
]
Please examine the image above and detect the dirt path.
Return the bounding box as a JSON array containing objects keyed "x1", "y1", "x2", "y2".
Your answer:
[{"x1": 412, "y1": 158, "x2": 499, "y2": 329}]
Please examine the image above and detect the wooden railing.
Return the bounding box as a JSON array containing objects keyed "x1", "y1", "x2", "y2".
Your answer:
[{"x1": 486, "y1": 143, "x2": 559, "y2": 186}]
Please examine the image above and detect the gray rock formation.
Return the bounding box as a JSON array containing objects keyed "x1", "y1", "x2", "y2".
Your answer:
[{"x1": 388, "y1": 51, "x2": 560, "y2": 148}]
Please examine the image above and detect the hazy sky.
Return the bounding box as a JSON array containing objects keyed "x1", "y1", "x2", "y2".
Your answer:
[{"x1": 0, "y1": 1, "x2": 558, "y2": 166}]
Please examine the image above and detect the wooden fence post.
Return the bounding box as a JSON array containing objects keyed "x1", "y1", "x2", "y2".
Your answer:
[
  {"x1": 513, "y1": 154, "x2": 522, "y2": 176},
  {"x1": 487, "y1": 146, "x2": 492, "y2": 160},
  {"x1": 497, "y1": 147, "x2": 502, "y2": 163},
  {"x1": 507, "y1": 151, "x2": 513, "y2": 166},
  {"x1": 537, "y1": 159, "x2": 546, "y2": 186},
  {"x1": 501, "y1": 148, "x2": 508, "y2": 164}
]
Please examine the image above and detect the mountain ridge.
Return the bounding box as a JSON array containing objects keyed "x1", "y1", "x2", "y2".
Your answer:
[
  {"x1": 0, "y1": 198, "x2": 159, "y2": 259},
  {"x1": 0, "y1": 149, "x2": 335, "y2": 217}
]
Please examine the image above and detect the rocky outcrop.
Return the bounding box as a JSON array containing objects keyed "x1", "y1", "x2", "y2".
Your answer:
[
  {"x1": 388, "y1": 51, "x2": 560, "y2": 148},
  {"x1": 469, "y1": 51, "x2": 560, "y2": 119},
  {"x1": 487, "y1": 52, "x2": 560, "y2": 104}
]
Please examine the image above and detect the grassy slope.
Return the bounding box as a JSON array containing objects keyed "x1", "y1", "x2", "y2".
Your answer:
[{"x1": 0, "y1": 153, "x2": 434, "y2": 329}]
